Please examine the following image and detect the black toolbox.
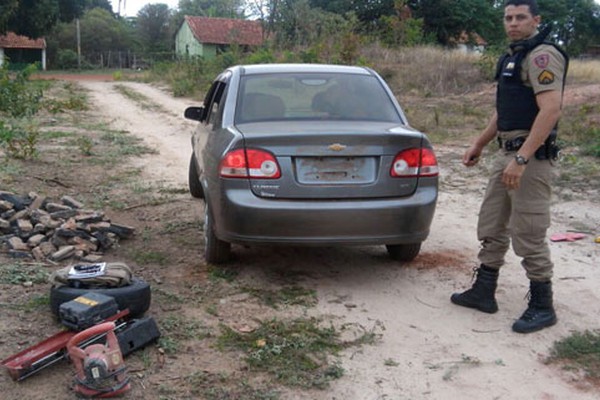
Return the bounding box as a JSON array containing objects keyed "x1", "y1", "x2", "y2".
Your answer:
[{"x1": 59, "y1": 292, "x2": 119, "y2": 331}]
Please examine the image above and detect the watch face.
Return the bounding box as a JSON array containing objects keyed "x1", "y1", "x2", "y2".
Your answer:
[{"x1": 515, "y1": 155, "x2": 527, "y2": 165}]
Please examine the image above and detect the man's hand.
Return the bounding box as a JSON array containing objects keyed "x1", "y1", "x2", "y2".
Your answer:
[
  {"x1": 502, "y1": 159, "x2": 526, "y2": 189},
  {"x1": 463, "y1": 146, "x2": 482, "y2": 167}
]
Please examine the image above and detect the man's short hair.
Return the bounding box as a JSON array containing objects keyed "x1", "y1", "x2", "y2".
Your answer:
[{"x1": 504, "y1": 0, "x2": 539, "y2": 16}]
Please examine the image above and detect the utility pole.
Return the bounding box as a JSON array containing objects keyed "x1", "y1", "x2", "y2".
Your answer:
[{"x1": 76, "y1": 18, "x2": 81, "y2": 69}]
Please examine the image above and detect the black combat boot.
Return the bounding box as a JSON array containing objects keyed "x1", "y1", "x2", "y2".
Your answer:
[
  {"x1": 512, "y1": 280, "x2": 557, "y2": 333},
  {"x1": 451, "y1": 264, "x2": 499, "y2": 314}
]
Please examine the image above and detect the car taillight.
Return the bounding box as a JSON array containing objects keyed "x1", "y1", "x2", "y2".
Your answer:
[
  {"x1": 390, "y1": 148, "x2": 439, "y2": 177},
  {"x1": 219, "y1": 148, "x2": 281, "y2": 179}
]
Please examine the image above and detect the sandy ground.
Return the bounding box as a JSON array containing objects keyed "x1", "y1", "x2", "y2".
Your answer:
[{"x1": 40, "y1": 79, "x2": 600, "y2": 399}]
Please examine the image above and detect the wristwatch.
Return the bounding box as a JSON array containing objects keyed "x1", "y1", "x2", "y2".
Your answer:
[{"x1": 514, "y1": 154, "x2": 529, "y2": 165}]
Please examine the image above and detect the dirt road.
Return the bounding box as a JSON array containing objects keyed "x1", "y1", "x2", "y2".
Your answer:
[
  {"x1": 84, "y1": 80, "x2": 600, "y2": 399},
  {"x1": 8, "y1": 79, "x2": 598, "y2": 399}
]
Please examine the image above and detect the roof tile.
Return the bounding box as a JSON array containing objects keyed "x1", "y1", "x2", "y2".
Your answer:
[
  {"x1": 185, "y1": 16, "x2": 263, "y2": 46},
  {"x1": 0, "y1": 32, "x2": 46, "y2": 49}
]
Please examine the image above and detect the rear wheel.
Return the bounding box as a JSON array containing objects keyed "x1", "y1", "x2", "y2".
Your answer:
[
  {"x1": 203, "y1": 205, "x2": 231, "y2": 264},
  {"x1": 189, "y1": 153, "x2": 204, "y2": 199},
  {"x1": 386, "y1": 243, "x2": 421, "y2": 262}
]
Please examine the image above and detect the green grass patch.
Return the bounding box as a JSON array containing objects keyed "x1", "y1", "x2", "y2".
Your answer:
[
  {"x1": 243, "y1": 285, "x2": 317, "y2": 309},
  {"x1": 40, "y1": 130, "x2": 74, "y2": 140},
  {"x1": 128, "y1": 249, "x2": 169, "y2": 266},
  {"x1": 113, "y1": 84, "x2": 165, "y2": 113},
  {"x1": 218, "y1": 317, "x2": 346, "y2": 389},
  {"x1": 580, "y1": 127, "x2": 600, "y2": 157},
  {"x1": 160, "y1": 315, "x2": 211, "y2": 340},
  {"x1": 42, "y1": 94, "x2": 88, "y2": 113},
  {"x1": 548, "y1": 330, "x2": 600, "y2": 380},
  {"x1": 98, "y1": 129, "x2": 157, "y2": 158},
  {"x1": 208, "y1": 265, "x2": 239, "y2": 282},
  {"x1": 161, "y1": 220, "x2": 199, "y2": 234},
  {"x1": 153, "y1": 287, "x2": 186, "y2": 305},
  {"x1": 158, "y1": 315, "x2": 212, "y2": 354},
  {"x1": 0, "y1": 159, "x2": 24, "y2": 184},
  {"x1": 0, "y1": 293, "x2": 50, "y2": 312},
  {"x1": 0, "y1": 119, "x2": 40, "y2": 159},
  {"x1": 21, "y1": 294, "x2": 50, "y2": 311},
  {"x1": 0, "y1": 262, "x2": 49, "y2": 285}
]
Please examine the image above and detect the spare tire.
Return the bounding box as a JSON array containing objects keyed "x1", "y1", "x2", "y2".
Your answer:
[{"x1": 49, "y1": 277, "x2": 151, "y2": 318}]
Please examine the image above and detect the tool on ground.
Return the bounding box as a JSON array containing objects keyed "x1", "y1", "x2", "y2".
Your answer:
[
  {"x1": 59, "y1": 292, "x2": 120, "y2": 331},
  {"x1": 1, "y1": 309, "x2": 129, "y2": 381},
  {"x1": 67, "y1": 321, "x2": 130, "y2": 398},
  {"x1": 2, "y1": 292, "x2": 160, "y2": 381}
]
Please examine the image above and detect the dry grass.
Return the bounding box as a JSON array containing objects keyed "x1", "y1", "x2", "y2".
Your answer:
[
  {"x1": 567, "y1": 59, "x2": 600, "y2": 84},
  {"x1": 364, "y1": 45, "x2": 488, "y2": 97},
  {"x1": 367, "y1": 45, "x2": 600, "y2": 94}
]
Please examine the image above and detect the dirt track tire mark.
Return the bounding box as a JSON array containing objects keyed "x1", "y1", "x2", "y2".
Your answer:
[{"x1": 79, "y1": 81, "x2": 198, "y2": 185}]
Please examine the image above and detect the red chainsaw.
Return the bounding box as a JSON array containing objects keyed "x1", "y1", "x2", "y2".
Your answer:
[{"x1": 67, "y1": 321, "x2": 131, "y2": 398}]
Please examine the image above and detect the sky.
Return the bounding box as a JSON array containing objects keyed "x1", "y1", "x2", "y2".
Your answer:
[
  {"x1": 113, "y1": 0, "x2": 600, "y2": 17},
  {"x1": 111, "y1": 0, "x2": 180, "y2": 17}
]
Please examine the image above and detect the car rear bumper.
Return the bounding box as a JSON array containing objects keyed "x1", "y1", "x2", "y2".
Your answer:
[{"x1": 211, "y1": 184, "x2": 437, "y2": 245}]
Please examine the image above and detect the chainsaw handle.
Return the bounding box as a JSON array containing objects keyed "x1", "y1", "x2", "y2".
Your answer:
[{"x1": 67, "y1": 321, "x2": 117, "y2": 360}]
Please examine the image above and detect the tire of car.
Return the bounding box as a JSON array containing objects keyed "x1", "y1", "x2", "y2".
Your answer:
[
  {"x1": 49, "y1": 277, "x2": 151, "y2": 318},
  {"x1": 189, "y1": 153, "x2": 204, "y2": 199},
  {"x1": 203, "y1": 204, "x2": 231, "y2": 264},
  {"x1": 386, "y1": 243, "x2": 421, "y2": 262}
]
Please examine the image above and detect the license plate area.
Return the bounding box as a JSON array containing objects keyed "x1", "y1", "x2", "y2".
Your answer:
[{"x1": 295, "y1": 157, "x2": 377, "y2": 184}]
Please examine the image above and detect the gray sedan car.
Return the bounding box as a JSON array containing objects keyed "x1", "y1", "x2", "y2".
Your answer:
[{"x1": 185, "y1": 64, "x2": 438, "y2": 264}]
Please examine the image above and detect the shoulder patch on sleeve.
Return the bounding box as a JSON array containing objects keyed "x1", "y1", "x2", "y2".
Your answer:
[
  {"x1": 534, "y1": 54, "x2": 550, "y2": 69},
  {"x1": 538, "y1": 70, "x2": 555, "y2": 85}
]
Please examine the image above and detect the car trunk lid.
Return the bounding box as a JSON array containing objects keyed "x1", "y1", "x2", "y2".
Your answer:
[{"x1": 235, "y1": 121, "x2": 427, "y2": 199}]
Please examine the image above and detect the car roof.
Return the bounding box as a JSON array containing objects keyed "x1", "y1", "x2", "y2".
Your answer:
[{"x1": 233, "y1": 63, "x2": 374, "y2": 76}]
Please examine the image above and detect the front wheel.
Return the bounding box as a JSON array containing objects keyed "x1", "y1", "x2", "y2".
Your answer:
[
  {"x1": 203, "y1": 204, "x2": 231, "y2": 264},
  {"x1": 386, "y1": 243, "x2": 421, "y2": 262}
]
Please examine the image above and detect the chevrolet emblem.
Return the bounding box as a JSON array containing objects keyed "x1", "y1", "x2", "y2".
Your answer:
[{"x1": 328, "y1": 143, "x2": 346, "y2": 151}]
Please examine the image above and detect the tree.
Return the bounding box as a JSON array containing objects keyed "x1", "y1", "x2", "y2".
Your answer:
[
  {"x1": 309, "y1": 0, "x2": 396, "y2": 23},
  {"x1": 136, "y1": 3, "x2": 173, "y2": 54},
  {"x1": 177, "y1": 0, "x2": 245, "y2": 17},
  {"x1": 269, "y1": 0, "x2": 354, "y2": 48},
  {"x1": 378, "y1": 0, "x2": 428, "y2": 47},
  {"x1": 408, "y1": 0, "x2": 501, "y2": 46},
  {"x1": 0, "y1": 0, "x2": 88, "y2": 38},
  {"x1": 48, "y1": 7, "x2": 134, "y2": 67},
  {"x1": 538, "y1": 0, "x2": 600, "y2": 56}
]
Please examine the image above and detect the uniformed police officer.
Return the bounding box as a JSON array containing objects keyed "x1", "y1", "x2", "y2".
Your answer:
[{"x1": 450, "y1": 0, "x2": 568, "y2": 333}]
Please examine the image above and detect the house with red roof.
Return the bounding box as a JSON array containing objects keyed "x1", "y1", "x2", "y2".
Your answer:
[
  {"x1": 175, "y1": 16, "x2": 263, "y2": 59},
  {"x1": 0, "y1": 32, "x2": 47, "y2": 70}
]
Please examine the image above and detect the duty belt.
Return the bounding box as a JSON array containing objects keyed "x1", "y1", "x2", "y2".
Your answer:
[
  {"x1": 497, "y1": 136, "x2": 526, "y2": 152},
  {"x1": 497, "y1": 132, "x2": 560, "y2": 161}
]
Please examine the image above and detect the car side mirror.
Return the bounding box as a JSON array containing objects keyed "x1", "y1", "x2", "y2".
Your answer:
[{"x1": 184, "y1": 106, "x2": 206, "y2": 122}]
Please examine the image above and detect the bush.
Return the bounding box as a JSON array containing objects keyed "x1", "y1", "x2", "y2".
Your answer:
[
  {"x1": 0, "y1": 119, "x2": 39, "y2": 159},
  {"x1": 55, "y1": 49, "x2": 79, "y2": 69},
  {"x1": 0, "y1": 63, "x2": 42, "y2": 117}
]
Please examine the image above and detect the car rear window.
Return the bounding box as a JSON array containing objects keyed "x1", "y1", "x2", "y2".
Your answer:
[{"x1": 235, "y1": 73, "x2": 402, "y2": 123}]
